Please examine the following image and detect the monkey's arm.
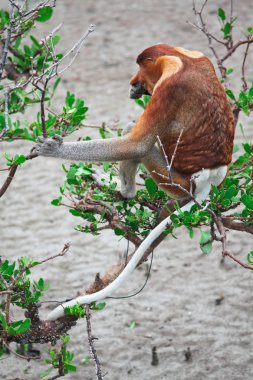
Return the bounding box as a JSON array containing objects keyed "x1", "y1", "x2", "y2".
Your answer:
[{"x1": 35, "y1": 131, "x2": 156, "y2": 162}]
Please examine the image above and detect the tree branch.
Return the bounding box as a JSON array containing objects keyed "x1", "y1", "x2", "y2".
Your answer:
[{"x1": 0, "y1": 3, "x2": 15, "y2": 80}]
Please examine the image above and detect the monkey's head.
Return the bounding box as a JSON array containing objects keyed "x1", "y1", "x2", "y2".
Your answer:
[{"x1": 130, "y1": 44, "x2": 204, "y2": 99}]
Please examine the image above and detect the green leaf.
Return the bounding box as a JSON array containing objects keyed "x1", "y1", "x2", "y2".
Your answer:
[
  {"x1": 247, "y1": 26, "x2": 253, "y2": 34},
  {"x1": 114, "y1": 227, "x2": 124, "y2": 236},
  {"x1": 243, "y1": 143, "x2": 252, "y2": 154},
  {"x1": 128, "y1": 320, "x2": 136, "y2": 329},
  {"x1": 248, "y1": 86, "x2": 253, "y2": 99},
  {"x1": 40, "y1": 367, "x2": 53, "y2": 378},
  {"x1": 30, "y1": 35, "x2": 40, "y2": 47},
  {"x1": 200, "y1": 229, "x2": 211, "y2": 245},
  {"x1": 246, "y1": 251, "x2": 253, "y2": 264},
  {"x1": 36, "y1": 6, "x2": 53, "y2": 22},
  {"x1": 225, "y1": 68, "x2": 234, "y2": 76},
  {"x1": 233, "y1": 143, "x2": 239, "y2": 154},
  {"x1": 134, "y1": 99, "x2": 145, "y2": 108},
  {"x1": 224, "y1": 185, "x2": 238, "y2": 200},
  {"x1": 16, "y1": 318, "x2": 31, "y2": 334},
  {"x1": 13, "y1": 155, "x2": 26, "y2": 165},
  {"x1": 226, "y1": 89, "x2": 236, "y2": 101},
  {"x1": 69, "y1": 209, "x2": 83, "y2": 217},
  {"x1": 20, "y1": 256, "x2": 29, "y2": 267},
  {"x1": 4, "y1": 152, "x2": 12, "y2": 162},
  {"x1": 51, "y1": 196, "x2": 62, "y2": 206},
  {"x1": 222, "y1": 22, "x2": 232, "y2": 38},
  {"x1": 200, "y1": 241, "x2": 213, "y2": 254},
  {"x1": 92, "y1": 302, "x2": 106, "y2": 311},
  {"x1": 53, "y1": 77, "x2": 61, "y2": 94},
  {"x1": 24, "y1": 45, "x2": 31, "y2": 56},
  {"x1": 241, "y1": 194, "x2": 253, "y2": 210},
  {"x1": 218, "y1": 7, "x2": 226, "y2": 22},
  {"x1": 0, "y1": 312, "x2": 8, "y2": 330},
  {"x1": 145, "y1": 178, "x2": 157, "y2": 197},
  {"x1": 51, "y1": 35, "x2": 60, "y2": 46},
  {"x1": 199, "y1": 229, "x2": 213, "y2": 254},
  {"x1": 64, "y1": 364, "x2": 76, "y2": 373},
  {"x1": 9, "y1": 318, "x2": 31, "y2": 335}
]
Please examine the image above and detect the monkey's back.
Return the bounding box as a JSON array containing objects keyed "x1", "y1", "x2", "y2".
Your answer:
[{"x1": 160, "y1": 58, "x2": 235, "y2": 175}]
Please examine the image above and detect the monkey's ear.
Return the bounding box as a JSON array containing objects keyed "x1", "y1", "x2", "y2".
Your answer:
[
  {"x1": 153, "y1": 55, "x2": 183, "y2": 92},
  {"x1": 156, "y1": 55, "x2": 183, "y2": 71}
]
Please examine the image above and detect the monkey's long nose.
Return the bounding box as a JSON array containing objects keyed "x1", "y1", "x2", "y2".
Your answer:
[{"x1": 130, "y1": 83, "x2": 146, "y2": 99}]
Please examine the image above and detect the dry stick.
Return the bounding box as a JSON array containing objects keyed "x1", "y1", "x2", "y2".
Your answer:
[
  {"x1": 34, "y1": 24, "x2": 95, "y2": 83},
  {"x1": 36, "y1": 242, "x2": 70, "y2": 266},
  {"x1": 85, "y1": 305, "x2": 103, "y2": 380},
  {"x1": 192, "y1": 0, "x2": 226, "y2": 78},
  {"x1": 221, "y1": 38, "x2": 253, "y2": 63},
  {"x1": 213, "y1": 215, "x2": 253, "y2": 270},
  {"x1": 40, "y1": 22, "x2": 63, "y2": 45},
  {"x1": 0, "y1": 3, "x2": 15, "y2": 80},
  {"x1": 2, "y1": 340, "x2": 41, "y2": 361},
  {"x1": 0, "y1": 151, "x2": 37, "y2": 198},
  {"x1": 14, "y1": 0, "x2": 52, "y2": 22},
  {"x1": 241, "y1": 39, "x2": 251, "y2": 91},
  {"x1": 0, "y1": 164, "x2": 18, "y2": 198}
]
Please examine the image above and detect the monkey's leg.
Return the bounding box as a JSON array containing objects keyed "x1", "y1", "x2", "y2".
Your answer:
[
  {"x1": 119, "y1": 159, "x2": 139, "y2": 198},
  {"x1": 141, "y1": 145, "x2": 193, "y2": 200},
  {"x1": 118, "y1": 122, "x2": 140, "y2": 198}
]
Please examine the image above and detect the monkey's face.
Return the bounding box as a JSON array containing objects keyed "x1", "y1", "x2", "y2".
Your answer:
[
  {"x1": 130, "y1": 44, "x2": 204, "y2": 100},
  {"x1": 129, "y1": 59, "x2": 161, "y2": 99}
]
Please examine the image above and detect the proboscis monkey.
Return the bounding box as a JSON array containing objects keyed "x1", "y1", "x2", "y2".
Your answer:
[{"x1": 35, "y1": 44, "x2": 234, "y2": 320}]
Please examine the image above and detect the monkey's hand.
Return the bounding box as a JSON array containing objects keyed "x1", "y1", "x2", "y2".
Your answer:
[{"x1": 35, "y1": 135, "x2": 63, "y2": 157}]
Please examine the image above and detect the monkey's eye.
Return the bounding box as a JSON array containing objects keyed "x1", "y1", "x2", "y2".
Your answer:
[{"x1": 146, "y1": 57, "x2": 155, "y2": 62}]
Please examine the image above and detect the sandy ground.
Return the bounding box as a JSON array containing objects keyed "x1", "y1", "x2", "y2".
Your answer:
[{"x1": 0, "y1": 0, "x2": 253, "y2": 379}]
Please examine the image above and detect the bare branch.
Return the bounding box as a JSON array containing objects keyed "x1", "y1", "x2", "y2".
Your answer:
[
  {"x1": 34, "y1": 24, "x2": 95, "y2": 83},
  {"x1": 0, "y1": 163, "x2": 18, "y2": 198},
  {"x1": 40, "y1": 22, "x2": 64, "y2": 45},
  {"x1": 0, "y1": 4, "x2": 15, "y2": 80},
  {"x1": 221, "y1": 38, "x2": 253, "y2": 63},
  {"x1": 213, "y1": 215, "x2": 253, "y2": 270},
  {"x1": 85, "y1": 305, "x2": 103, "y2": 380},
  {"x1": 241, "y1": 38, "x2": 251, "y2": 91}
]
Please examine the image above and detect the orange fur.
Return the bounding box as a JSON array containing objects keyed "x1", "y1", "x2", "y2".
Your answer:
[{"x1": 128, "y1": 44, "x2": 234, "y2": 196}]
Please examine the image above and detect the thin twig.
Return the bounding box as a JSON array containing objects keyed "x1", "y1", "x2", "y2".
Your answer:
[
  {"x1": 0, "y1": 164, "x2": 18, "y2": 198},
  {"x1": 241, "y1": 39, "x2": 251, "y2": 91},
  {"x1": 220, "y1": 38, "x2": 253, "y2": 63},
  {"x1": 2, "y1": 340, "x2": 41, "y2": 360},
  {"x1": 0, "y1": 3, "x2": 15, "y2": 80},
  {"x1": 213, "y1": 215, "x2": 253, "y2": 270},
  {"x1": 0, "y1": 150, "x2": 37, "y2": 198},
  {"x1": 34, "y1": 24, "x2": 95, "y2": 82},
  {"x1": 40, "y1": 22, "x2": 63, "y2": 45},
  {"x1": 85, "y1": 305, "x2": 103, "y2": 380}
]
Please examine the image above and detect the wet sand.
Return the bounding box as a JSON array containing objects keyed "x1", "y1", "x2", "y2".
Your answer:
[{"x1": 0, "y1": 1, "x2": 253, "y2": 379}]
